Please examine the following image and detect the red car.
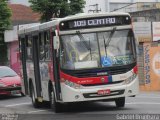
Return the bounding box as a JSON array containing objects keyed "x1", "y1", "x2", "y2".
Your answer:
[{"x1": 0, "y1": 66, "x2": 23, "y2": 96}]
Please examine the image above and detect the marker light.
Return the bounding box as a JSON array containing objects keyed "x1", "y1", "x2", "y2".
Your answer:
[
  {"x1": 125, "y1": 73, "x2": 137, "y2": 84},
  {"x1": 125, "y1": 66, "x2": 138, "y2": 84}
]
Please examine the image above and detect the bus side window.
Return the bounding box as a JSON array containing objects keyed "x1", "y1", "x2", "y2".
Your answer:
[
  {"x1": 26, "y1": 36, "x2": 32, "y2": 61},
  {"x1": 39, "y1": 32, "x2": 45, "y2": 61},
  {"x1": 45, "y1": 31, "x2": 51, "y2": 60}
]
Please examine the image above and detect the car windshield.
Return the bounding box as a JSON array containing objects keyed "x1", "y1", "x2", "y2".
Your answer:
[
  {"x1": 0, "y1": 67, "x2": 17, "y2": 78},
  {"x1": 60, "y1": 29, "x2": 136, "y2": 70}
]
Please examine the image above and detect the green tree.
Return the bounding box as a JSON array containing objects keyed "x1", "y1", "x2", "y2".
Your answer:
[
  {"x1": 0, "y1": 0, "x2": 11, "y2": 31},
  {"x1": 29, "y1": 0, "x2": 69, "y2": 22},
  {"x1": 69, "y1": 0, "x2": 85, "y2": 15},
  {"x1": 0, "y1": 0, "x2": 11, "y2": 65},
  {"x1": 29, "y1": 0, "x2": 85, "y2": 22}
]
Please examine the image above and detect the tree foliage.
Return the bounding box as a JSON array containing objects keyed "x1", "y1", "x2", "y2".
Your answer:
[
  {"x1": 29, "y1": 0, "x2": 85, "y2": 22},
  {"x1": 0, "y1": 36, "x2": 7, "y2": 65},
  {"x1": 0, "y1": 0, "x2": 12, "y2": 65},
  {"x1": 0, "y1": 0, "x2": 11, "y2": 31},
  {"x1": 69, "y1": 0, "x2": 85, "y2": 15}
]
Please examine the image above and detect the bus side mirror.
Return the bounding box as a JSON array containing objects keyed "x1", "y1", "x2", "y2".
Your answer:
[{"x1": 53, "y1": 36, "x2": 60, "y2": 50}]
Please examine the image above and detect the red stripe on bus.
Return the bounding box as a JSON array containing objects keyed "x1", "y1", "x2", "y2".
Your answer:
[{"x1": 60, "y1": 71, "x2": 109, "y2": 85}]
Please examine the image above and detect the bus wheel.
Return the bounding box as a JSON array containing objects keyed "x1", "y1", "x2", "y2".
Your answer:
[
  {"x1": 50, "y1": 89, "x2": 63, "y2": 113},
  {"x1": 30, "y1": 84, "x2": 41, "y2": 108},
  {"x1": 115, "y1": 97, "x2": 125, "y2": 108}
]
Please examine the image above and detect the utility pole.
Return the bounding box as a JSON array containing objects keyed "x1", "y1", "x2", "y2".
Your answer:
[
  {"x1": 88, "y1": 4, "x2": 101, "y2": 13},
  {"x1": 106, "y1": 0, "x2": 110, "y2": 12}
]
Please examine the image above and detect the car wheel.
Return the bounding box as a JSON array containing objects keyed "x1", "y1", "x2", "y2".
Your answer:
[
  {"x1": 49, "y1": 87, "x2": 63, "y2": 113},
  {"x1": 30, "y1": 84, "x2": 41, "y2": 108},
  {"x1": 115, "y1": 97, "x2": 125, "y2": 108}
]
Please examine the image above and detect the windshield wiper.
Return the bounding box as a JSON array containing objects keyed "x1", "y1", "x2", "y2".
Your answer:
[
  {"x1": 76, "y1": 31, "x2": 92, "y2": 60},
  {"x1": 76, "y1": 31, "x2": 90, "y2": 50},
  {"x1": 103, "y1": 27, "x2": 117, "y2": 57}
]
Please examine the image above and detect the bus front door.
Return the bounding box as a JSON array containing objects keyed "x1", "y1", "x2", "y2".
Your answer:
[
  {"x1": 19, "y1": 38, "x2": 28, "y2": 95},
  {"x1": 52, "y1": 37, "x2": 61, "y2": 101}
]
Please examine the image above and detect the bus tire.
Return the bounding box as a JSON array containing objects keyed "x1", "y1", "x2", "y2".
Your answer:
[
  {"x1": 30, "y1": 83, "x2": 41, "y2": 108},
  {"x1": 115, "y1": 97, "x2": 125, "y2": 108},
  {"x1": 49, "y1": 88, "x2": 63, "y2": 113}
]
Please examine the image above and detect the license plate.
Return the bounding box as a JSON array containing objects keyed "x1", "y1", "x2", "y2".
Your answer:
[
  {"x1": 11, "y1": 90, "x2": 20, "y2": 94},
  {"x1": 97, "y1": 89, "x2": 110, "y2": 95}
]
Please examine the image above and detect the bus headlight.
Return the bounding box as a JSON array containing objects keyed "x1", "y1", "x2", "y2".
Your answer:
[
  {"x1": 125, "y1": 73, "x2": 137, "y2": 84},
  {"x1": 64, "y1": 80, "x2": 82, "y2": 89}
]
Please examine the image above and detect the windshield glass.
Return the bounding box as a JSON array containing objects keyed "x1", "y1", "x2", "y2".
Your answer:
[
  {"x1": 0, "y1": 67, "x2": 17, "y2": 78},
  {"x1": 60, "y1": 29, "x2": 136, "y2": 70}
]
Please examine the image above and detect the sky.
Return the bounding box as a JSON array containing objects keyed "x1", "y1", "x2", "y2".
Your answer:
[{"x1": 9, "y1": 0, "x2": 30, "y2": 6}]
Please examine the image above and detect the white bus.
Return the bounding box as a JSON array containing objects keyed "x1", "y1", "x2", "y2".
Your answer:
[{"x1": 18, "y1": 12, "x2": 139, "y2": 113}]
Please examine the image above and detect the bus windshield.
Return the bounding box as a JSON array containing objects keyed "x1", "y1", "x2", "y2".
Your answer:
[{"x1": 60, "y1": 29, "x2": 136, "y2": 70}]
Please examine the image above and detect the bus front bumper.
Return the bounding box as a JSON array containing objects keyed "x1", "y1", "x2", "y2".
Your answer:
[{"x1": 60, "y1": 77, "x2": 139, "y2": 103}]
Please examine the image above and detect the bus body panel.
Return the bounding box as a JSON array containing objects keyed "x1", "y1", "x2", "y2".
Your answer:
[
  {"x1": 39, "y1": 62, "x2": 50, "y2": 101},
  {"x1": 26, "y1": 55, "x2": 51, "y2": 101},
  {"x1": 26, "y1": 62, "x2": 37, "y2": 96}
]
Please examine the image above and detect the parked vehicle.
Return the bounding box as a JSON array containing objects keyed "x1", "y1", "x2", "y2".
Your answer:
[{"x1": 0, "y1": 66, "x2": 24, "y2": 96}]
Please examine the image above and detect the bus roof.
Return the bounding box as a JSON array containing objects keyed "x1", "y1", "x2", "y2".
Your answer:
[
  {"x1": 63, "y1": 12, "x2": 130, "y2": 21},
  {"x1": 18, "y1": 12, "x2": 130, "y2": 35}
]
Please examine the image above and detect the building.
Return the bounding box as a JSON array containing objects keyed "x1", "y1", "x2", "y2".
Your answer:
[
  {"x1": 4, "y1": 4, "x2": 40, "y2": 74},
  {"x1": 84, "y1": 0, "x2": 160, "y2": 13},
  {"x1": 9, "y1": 4, "x2": 40, "y2": 25},
  {"x1": 84, "y1": 1, "x2": 160, "y2": 22},
  {"x1": 111, "y1": 1, "x2": 160, "y2": 91},
  {"x1": 112, "y1": 2, "x2": 160, "y2": 22}
]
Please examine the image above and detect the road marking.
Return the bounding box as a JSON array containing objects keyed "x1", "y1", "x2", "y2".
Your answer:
[
  {"x1": 28, "y1": 110, "x2": 47, "y2": 113},
  {"x1": 137, "y1": 96, "x2": 160, "y2": 99},
  {"x1": 126, "y1": 102, "x2": 160, "y2": 105},
  {"x1": 5, "y1": 102, "x2": 31, "y2": 107}
]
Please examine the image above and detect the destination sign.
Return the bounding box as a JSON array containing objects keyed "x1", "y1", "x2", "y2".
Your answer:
[
  {"x1": 72, "y1": 18, "x2": 116, "y2": 28},
  {"x1": 59, "y1": 15, "x2": 131, "y2": 30}
]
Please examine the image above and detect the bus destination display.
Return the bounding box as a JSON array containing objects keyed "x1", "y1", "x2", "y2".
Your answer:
[
  {"x1": 60, "y1": 16, "x2": 131, "y2": 30},
  {"x1": 72, "y1": 18, "x2": 116, "y2": 28}
]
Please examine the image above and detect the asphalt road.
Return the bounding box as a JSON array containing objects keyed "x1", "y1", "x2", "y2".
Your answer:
[{"x1": 0, "y1": 92, "x2": 160, "y2": 120}]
